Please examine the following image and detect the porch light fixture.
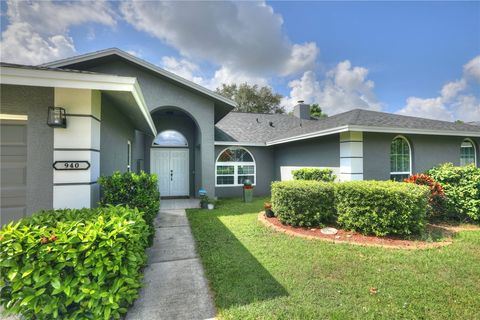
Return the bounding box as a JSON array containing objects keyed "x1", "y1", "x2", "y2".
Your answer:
[{"x1": 47, "y1": 106, "x2": 67, "y2": 128}]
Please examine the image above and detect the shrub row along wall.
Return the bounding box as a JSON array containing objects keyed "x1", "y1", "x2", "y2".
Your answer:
[
  {"x1": 0, "y1": 171, "x2": 160, "y2": 319},
  {"x1": 0, "y1": 206, "x2": 149, "y2": 320},
  {"x1": 271, "y1": 180, "x2": 335, "y2": 227},
  {"x1": 426, "y1": 163, "x2": 480, "y2": 221},
  {"x1": 271, "y1": 180, "x2": 429, "y2": 236},
  {"x1": 291, "y1": 168, "x2": 336, "y2": 182},
  {"x1": 98, "y1": 171, "x2": 160, "y2": 243}
]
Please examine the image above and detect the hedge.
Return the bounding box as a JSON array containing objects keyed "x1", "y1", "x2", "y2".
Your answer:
[
  {"x1": 0, "y1": 206, "x2": 149, "y2": 320},
  {"x1": 335, "y1": 181, "x2": 429, "y2": 236},
  {"x1": 271, "y1": 180, "x2": 336, "y2": 227},
  {"x1": 271, "y1": 180, "x2": 430, "y2": 236},
  {"x1": 98, "y1": 171, "x2": 160, "y2": 241},
  {"x1": 292, "y1": 168, "x2": 336, "y2": 182},
  {"x1": 404, "y1": 174, "x2": 446, "y2": 220},
  {"x1": 426, "y1": 163, "x2": 480, "y2": 221}
]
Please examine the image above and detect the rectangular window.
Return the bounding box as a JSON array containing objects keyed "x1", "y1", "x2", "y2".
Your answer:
[
  {"x1": 215, "y1": 163, "x2": 256, "y2": 187},
  {"x1": 238, "y1": 175, "x2": 255, "y2": 185},
  {"x1": 217, "y1": 176, "x2": 234, "y2": 185}
]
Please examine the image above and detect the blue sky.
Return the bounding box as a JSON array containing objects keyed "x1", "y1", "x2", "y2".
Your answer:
[{"x1": 1, "y1": 1, "x2": 479, "y2": 121}]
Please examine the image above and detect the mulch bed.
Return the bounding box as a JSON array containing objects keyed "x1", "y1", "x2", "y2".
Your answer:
[{"x1": 258, "y1": 212, "x2": 456, "y2": 250}]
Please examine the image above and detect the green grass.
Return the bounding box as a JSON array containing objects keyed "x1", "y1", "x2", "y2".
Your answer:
[{"x1": 187, "y1": 198, "x2": 480, "y2": 320}]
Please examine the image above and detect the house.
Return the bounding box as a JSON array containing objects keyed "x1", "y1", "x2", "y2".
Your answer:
[{"x1": 1, "y1": 48, "x2": 479, "y2": 225}]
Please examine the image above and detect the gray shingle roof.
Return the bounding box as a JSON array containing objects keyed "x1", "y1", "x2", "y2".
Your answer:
[
  {"x1": 215, "y1": 109, "x2": 480, "y2": 144},
  {"x1": 215, "y1": 112, "x2": 318, "y2": 143}
]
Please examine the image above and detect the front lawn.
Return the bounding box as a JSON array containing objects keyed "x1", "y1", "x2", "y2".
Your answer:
[{"x1": 187, "y1": 198, "x2": 480, "y2": 320}]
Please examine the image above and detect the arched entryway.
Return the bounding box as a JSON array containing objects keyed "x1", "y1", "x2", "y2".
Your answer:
[{"x1": 147, "y1": 107, "x2": 201, "y2": 198}]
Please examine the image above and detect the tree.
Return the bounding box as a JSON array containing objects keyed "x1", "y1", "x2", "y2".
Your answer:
[
  {"x1": 216, "y1": 83, "x2": 285, "y2": 114},
  {"x1": 310, "y1": 104, "x2": 327, "y2": 118}
]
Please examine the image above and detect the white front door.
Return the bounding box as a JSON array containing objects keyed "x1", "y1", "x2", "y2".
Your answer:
[{"x1": 151, "y1": 148, "x2": 189, "y2": 197}]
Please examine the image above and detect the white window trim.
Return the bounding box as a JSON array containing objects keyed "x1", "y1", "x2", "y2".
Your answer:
[
  {"x1": 390, "y1": 135, "x2": 412, "y2": 176},
  {"x1": 127, "y1": 140, "x2": 132, "y2": 172},
  {"x1": 461, "y1": 138, "x2": 477, "y2": 166},
  {"x1": 215, "y1": 147, "x2": 256, "y2": 187}
]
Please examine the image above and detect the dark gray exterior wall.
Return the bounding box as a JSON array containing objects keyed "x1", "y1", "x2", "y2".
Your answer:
[
  {"x1": 0, "y1": 84, "x2": 54, "y2": 214},
  {"x1": 214, "y1": 146, "x2": 275, "y2": 197},
  {"x1": 273, "y1": 134, "x2": 340, "y2": 180},
  {"x1": 363, "y1": 132, "x2": 480, "y2": 180},
  {"x1": 100, "y1": 95, "x2": 138, "y2": 176},
  {"x1": 78, "y1": 59, "x2": 217, "y2": 196}
]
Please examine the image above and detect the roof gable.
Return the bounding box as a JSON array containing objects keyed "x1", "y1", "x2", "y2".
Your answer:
[{"x1": 42, "y1": 48, "x2": 236, "y2": 120}]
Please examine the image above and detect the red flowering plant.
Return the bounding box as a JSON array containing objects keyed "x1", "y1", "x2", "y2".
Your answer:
[{"x1": 404, "y1": 174, "x2": 446, "y2": 220}]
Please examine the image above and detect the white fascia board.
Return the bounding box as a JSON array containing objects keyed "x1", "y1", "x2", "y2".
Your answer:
[
  {"x1": 0, "y1": 66, "x2": 136, "y2": 91},
  {"x1": 132, "y1": 81, "x2": 157, "y2": 136},
  {"x1": 1, "y1": 66, "x2": 157, "y2": 136},
  {"x1": 43, "y1": 48, "x2": 237, "y2": 108},
  {"x1": 347, "y1": 125, "x2": 480, "y2": 137},
  {"x1": 266, "y1": 124, "x2": 480, "y2": 145},
  {"x1": 266, "y1": 126, "x2": 350, "y2": 146},
  {"x1": 214, "y1": 141, "x2": 266, "y2": 147}
]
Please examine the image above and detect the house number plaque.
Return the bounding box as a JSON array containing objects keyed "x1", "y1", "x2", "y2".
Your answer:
[{"x1": 53, "y1": 161, "x2": 90, "y2": 171}]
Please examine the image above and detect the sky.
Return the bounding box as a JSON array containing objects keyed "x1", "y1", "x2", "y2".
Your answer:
[{"x1": 1, "y1": 0, "x2": 479, "y2": 121}]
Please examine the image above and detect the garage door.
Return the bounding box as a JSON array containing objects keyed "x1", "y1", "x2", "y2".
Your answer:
[{"x1": 1, "y1": 119, "x2": 27, "y2": 226}]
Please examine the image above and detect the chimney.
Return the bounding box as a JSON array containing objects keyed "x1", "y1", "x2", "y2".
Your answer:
[{"x1": 293, "y1": 100, "x2": 310, "y2": 120}]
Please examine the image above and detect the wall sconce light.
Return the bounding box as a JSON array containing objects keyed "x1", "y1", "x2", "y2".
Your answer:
[{"x1": 47, "y1": 106, "x2": 67, "y2": 128}]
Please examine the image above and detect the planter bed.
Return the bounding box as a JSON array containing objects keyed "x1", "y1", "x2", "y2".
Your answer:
[{"x1": 259, "y1": 212, "x2": 454, "y2": 250}]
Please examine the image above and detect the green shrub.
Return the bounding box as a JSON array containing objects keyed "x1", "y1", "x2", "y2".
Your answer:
[
  {"x1": 335, "y1": 181, "x2": 429, "y2": 236},
  {"x1": 271, "y1": 180, "x2": 336, "y2": 227},
  {"x1": 292, "y1": 168, "x2": 336, "y2": 182},
  {"x1": 0, "y1": 206, "x2": 149, "y2": 320},
  {"x1": 98, "y1": 171, "x2": 160, "y2": 239},
  {"x1": 426, "y1": 163, "x2": 480, "y2": 221},
  {"x1": 404, "y1": 174, "x2": 446, "y2": 220}
]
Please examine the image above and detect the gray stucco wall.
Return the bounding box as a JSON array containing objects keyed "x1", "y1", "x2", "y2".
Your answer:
[
  {"x1": 78, "y1": 59, "x2": 217, "y2": 196},
  {"x1": 214, "y1": 146, "x2": 275, "y2": 197},
  {"x1": 0, "y1": 84, "x2": 54, "y2": 214},
  {"x1": 133, "y1": 130, "x2": 146, "y2": 172},
  {"x1": 273, "y1": 134, "x2": 340, "y2": 180},
  {"x1": 100, "y1": 95, "x2": 137, "y2": 176},
  {"x1": 363, "y1": 132, "x2": 480, "y2": 180}
]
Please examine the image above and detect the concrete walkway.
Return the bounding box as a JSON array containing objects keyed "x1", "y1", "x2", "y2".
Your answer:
[{"x1": 126, "y1": 199, "x2": 215, "y2": 320}]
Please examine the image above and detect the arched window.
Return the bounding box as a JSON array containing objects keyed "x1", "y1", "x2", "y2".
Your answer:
[
  {"x1": 216, "y1": 147, "x2": 256, "y2": 186},
  {"x1": 390, "y1": 136, "x2": 411, "y2": 181},
  {"x1": 153, "y1": 130, "x2": 188, "y2": 147},
  {"x1": 460, "y1": 139, "x2": 477, "y2": 166}
]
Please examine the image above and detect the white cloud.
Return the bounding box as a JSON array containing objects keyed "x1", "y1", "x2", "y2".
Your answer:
[
  {"x1": 0, "y1": 0, "x2": 116, "y2": 64},
  {"x1": 396, "y1": 55, "x2": 480, "y2": 121},
  {"x1": 440, "y1": 79, "x2": 466, "y2": 101},
  {"x1": 464, "y1": 55, "x2": 480, "y2": 83},
  {"x1": 203, "y1": 66, "x2": 270, "y2": 90},
  {"x1": 160, "y1": 56, "x2": 204, "y2": 84},
  {"x1": 397, "y1": 97, "x2": 454, "y2": 121},
  {"x1": 120, "y1": 1, "x2": 318, "y2": 77},
  {"x1": 453, "y1": 95, "x2": 480, "y2": 121},
  {"x1": 160, "y1": 56, "x2": 269, "y2": 90},
  {"x1": 282, "y1": 60, "x2": 381, "y2": 114}
]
